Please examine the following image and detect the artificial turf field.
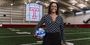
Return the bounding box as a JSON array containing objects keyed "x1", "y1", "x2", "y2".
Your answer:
[{"x1": 0, "y1": 28, "x2": 90, "y2": 45}]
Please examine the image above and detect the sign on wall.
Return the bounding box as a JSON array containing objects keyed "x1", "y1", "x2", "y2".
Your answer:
[{"x1": 26, "y1": 3, "x2": 43, "y2": 22}]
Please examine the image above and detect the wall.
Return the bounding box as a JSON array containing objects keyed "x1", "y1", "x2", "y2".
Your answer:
[
  {"x1": 64, "y1": 14, "x2": 90, "y2": 24},
  {"x1": 0, "y1": 5, "x2": 31, "y2": 24}
]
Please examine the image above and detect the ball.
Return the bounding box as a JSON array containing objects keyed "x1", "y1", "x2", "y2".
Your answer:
[{"x1": 35, "y1": 28, "x2": 45, "y2": 38}]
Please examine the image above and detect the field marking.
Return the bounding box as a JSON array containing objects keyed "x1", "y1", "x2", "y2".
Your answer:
[
  {"x1": 30, "y1": 37, "x2": 90, "y2": 45},
  {"x1": 0, "y1": 35, "x2": 33, "y2": 38},
  {"x1": 7, "y1": 28, "x2": 20, "y2": 31},
  {"x1": 7, "y1": 28, "x2": 31, "y2": 34},
  {"x1": 65, "y1": 32, "x2": 90, "y2": 34},
  {"x1": 20, "y1": 37, "x2": 90, "y2": 45},
  {"x1": 66, "y1": 37, "x2": 90, "y2": 41},
  {"x1": 0, "y1": 34, "x2": 90, "y2": 41},
  {"x1": 1, "y1": 32, "x2": 90, "y2": 34},
  {"x1": 1, "y1": 28, "x2": 90, "y2": 42},
  {"x1": 0, "y1": 32, "x2": 90, "y2": 34}
]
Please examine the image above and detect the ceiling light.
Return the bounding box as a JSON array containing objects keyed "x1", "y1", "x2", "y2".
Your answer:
[
  {"x1": 69, "y1": 0, "x2": 77, "y2": 4},
  {"x1": 24, "y1": 2, "x2": 27, "y2": 4},
  {"x1": 60, "y1": 9, "x2": 66, "y2": 13},
  {"x1": 44, "y1": 3, "x2": 49, "y2": 7},
  {"x1": 50, "y1": 0, "x2": 57, "y2": 2},
  {"x1": 36, "y1": 1, "x2": 44, "y2": 5},
  {"x1": 85, "y1": 0, "x2": 89, "y2": 1},
  {"x1": 72, "y1": 3, "x2": 76, "y2": 5},
  {"x1": 76, "y1": 11, "x2": 83, "y2": 15},
  {"x1": 68, "y1": 7, "x2": 74, "y2": 10},
  {"x1": 70, "y1": 9, "x2": 73, "y2": 11},
  {"x1": 10, "y1": 3, "x2": 13, "y2": 6},
  {"x1": 29, "y1": 0, "x2": 31, "y2": 2},
  {"x1": 77, "y1": 4, "x2": 87, "y2": 8},
  {"x1": 36, "y1": 1, "x2": 41, "y2": 4}
]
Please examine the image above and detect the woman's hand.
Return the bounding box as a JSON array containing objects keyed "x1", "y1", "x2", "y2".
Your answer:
[{"x1": 34, "y1": 34, "x2": 43, "y2": 39}]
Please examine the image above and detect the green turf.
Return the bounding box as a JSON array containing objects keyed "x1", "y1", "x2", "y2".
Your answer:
[
  {"x1": 64, "y1": 28, "x2": 90, "y2": 33},
  {"x1": 65, "y1": 33, "x2": 90, "y2": 40},
  {"x1": 69, "y1": 39, "x2": 90, "y2": 45},
  {"x1": 0, "y1": 28, "x2": 90, "y2": 45},
  {"x1": 0, "y1": 36, "x2": 36, "y2": 45}
]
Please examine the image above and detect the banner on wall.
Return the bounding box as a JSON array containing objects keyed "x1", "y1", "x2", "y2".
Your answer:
[{"x1": 26, "y1": 3, "x2": 43, "y2": 21}]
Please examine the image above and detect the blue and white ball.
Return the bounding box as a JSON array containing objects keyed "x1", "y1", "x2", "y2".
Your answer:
[{"x1": 35, "y1": 28, "x2": 46, "y2": 38}]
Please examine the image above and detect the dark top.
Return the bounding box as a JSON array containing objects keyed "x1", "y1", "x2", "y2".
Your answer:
[{"x1": 35, "y1": 15, "x2": 64, "y2": 40}]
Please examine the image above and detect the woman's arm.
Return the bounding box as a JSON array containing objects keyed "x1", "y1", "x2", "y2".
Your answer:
[
  {"x1": 34, "y1": 15, "x2": 45, "y2": 39},
  {"x1": 60, "y1": 17, "x2": 65, "y2": 44},
  {"x1": 35, "y1": 16, "x2": 45, "y2": 30}
]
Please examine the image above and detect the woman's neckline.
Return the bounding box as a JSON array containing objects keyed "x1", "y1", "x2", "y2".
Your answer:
[{"x1": 49, "y1": 14, "x2": 58, "y2": 23}]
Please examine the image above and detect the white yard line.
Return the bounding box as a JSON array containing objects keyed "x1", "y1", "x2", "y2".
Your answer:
[
  {"x1": 7, "y1": 28, "x2": 20, "y2": 31},
  {"x1": 0, "y1": 35, "x2": 33, "y2": 38},
  {"x1": 66, "y1": 37, "x2": 90, "y2": 41},
  {"x1": 0, "y1": 32, "x2": 90, "y2": 34},
  {"x1": 7, "y1": 28, "x2": 31, "y2": 34},
  {"x1": 7, "y1": 28, "x2": 90, "y2": 34},
  {"x1": 20, "y1": 37, "x2": 90, "y2": 45},
  {"x1": 0, "y1": 34, "x2": 90, "y2": 41},
  {"x1": 65, "y1": 32, "x2": 90, "y2": 34}
]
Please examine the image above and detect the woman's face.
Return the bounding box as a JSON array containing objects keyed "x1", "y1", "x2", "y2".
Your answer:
[{"x1": 50, "y1": 3, "x2": 57, "y2": 13}]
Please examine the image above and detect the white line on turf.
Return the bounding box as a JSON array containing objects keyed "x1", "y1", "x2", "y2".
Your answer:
[
  {"x1": 65, "y1": 32, "x2": 90, "y2": 34},
  {"x1": 0, "y1": 32, "x2": 90, "y2": 34},
  {"x1": 1, "y1": 28, "x2": 90, "y2": 42},
  {"x1": 66, "y1": 37, "x2": 90, "y2": 41},
  {"x1": 7, "y1": 28, "x2": 31, "y2": 34},
  {"x1": 16, "y1": 32, "x2": 31, "y2": 34},
  {"x1": 7, "y1": 28, "x2": 20, "y2": 31},
  {"x1": 0, "y1": 34, "x2": 90, "y2": 41},
  {"x1": 0, "y1": 35, "x2": 33, "y2": 38},
  {"x1": 27, "y1": 37, "x2": 90, "y2": 45}
]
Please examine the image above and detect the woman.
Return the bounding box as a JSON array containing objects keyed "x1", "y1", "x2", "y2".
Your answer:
[{"x1": 35, "y1": 2, "x2": 64, "y2": 45}]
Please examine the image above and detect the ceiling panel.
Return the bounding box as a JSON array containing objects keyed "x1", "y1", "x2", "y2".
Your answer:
[{"x1": 0, "y1": 0, "x2": 90, "y2": 13}]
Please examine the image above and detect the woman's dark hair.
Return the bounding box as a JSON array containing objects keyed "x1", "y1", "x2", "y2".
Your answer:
[{"x1": 48, "y1": 2, "x2": 59, "y2": 15}]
